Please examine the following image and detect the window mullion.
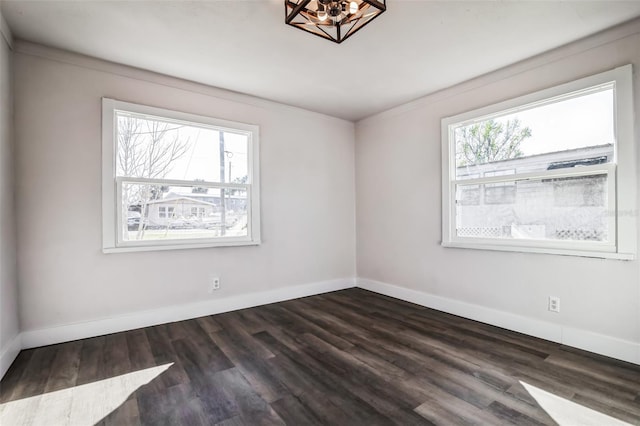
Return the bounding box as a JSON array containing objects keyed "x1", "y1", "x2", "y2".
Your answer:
[
  {"x1": 452, "y1": 163, "x2": 612, "y2": 187},
  {"x1": 116, "y1": 176, "x2": 249, "y2": 191}
]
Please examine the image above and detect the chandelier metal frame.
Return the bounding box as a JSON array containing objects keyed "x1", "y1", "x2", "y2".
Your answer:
[{"x1": 285, "y1": 0, "x2": 387, "y2": 44}]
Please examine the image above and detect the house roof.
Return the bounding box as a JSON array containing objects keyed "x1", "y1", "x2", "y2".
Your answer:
[
  {"x1": 457, "y1": 144, "x2": 614, "y2": 173},
  {"x1": 146, "y1": 196, "x2": 217, "y2": 207}
]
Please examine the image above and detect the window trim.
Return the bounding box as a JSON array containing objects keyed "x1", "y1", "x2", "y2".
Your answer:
[
  {"x1": 441, "y1": 65, "x2": 636, "y2": 259},
  {"x1": 102, "y1": 98, "x2": 261, "y2": 253}
]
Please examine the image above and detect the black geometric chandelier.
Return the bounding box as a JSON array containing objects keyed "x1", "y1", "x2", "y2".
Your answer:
[{"x1": 285, "y1": 0, "x2": 386, "y2": 44}]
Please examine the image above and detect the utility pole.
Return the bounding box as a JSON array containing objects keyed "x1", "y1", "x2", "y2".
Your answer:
[{"x1": 219, "y1": 131, "x2": 226, "y2": 236}]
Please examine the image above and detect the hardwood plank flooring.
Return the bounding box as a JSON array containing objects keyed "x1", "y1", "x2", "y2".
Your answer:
[{"x1": 1, "y1": 288, "x2": 639, "y2": 425}]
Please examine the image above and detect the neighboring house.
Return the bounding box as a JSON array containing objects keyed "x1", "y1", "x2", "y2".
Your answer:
[
  {"x1": 146, "y1": 196, "x2": 218, "y2": 227},
  {"x1": 456, "y1": 144, "x2": 613, "y2": 241},
  {"x1": 130, "y1": 191, "x2": 248, "y2": 228}
]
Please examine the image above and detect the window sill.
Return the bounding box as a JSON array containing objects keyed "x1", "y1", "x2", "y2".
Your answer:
[
  {"x1": 441, "y1": 241, "x2": 635, "y2": 260},
  {"x1": 103, "y1": 239, "x2": 261, "y2": 254}
]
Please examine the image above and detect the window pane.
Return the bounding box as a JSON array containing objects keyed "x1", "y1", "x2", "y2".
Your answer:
[
  {"x1": 455, "y1": 174, "x2": 609, "y2": 242},
  {"x1": 454, "y1": 87, "x2": 614, "y2": 180},
  {"x1": 115, "y1": 111, "x2": 249, "y2": 183},
  {"x1": 122, "y1": 183, "x2": 248, "y2": 242}
]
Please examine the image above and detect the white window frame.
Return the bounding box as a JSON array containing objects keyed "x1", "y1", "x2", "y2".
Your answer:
[
  {"x1": 102, "y1": 98, "x2": 261, "y2": 253},
  {"x1": 441, "y1": 65, "x2": 636, "y2": 260}
]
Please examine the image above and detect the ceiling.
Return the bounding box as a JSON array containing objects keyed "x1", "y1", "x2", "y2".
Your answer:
[{"x1": 2, "y1": 1, "x2": 640, "y2": 121}]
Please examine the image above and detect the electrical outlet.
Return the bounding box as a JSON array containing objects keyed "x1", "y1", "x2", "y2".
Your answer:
[
  {"x1": 548, "y1": 296, "x2": 560, "y2": 313},
  {"x1": 209, "y1": 276, "x2": 221, "y2": 293}
]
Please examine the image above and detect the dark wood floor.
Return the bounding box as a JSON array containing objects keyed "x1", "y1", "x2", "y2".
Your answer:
[{"x1": 1, "y1": 288, "x2": 639, "y2": 425}]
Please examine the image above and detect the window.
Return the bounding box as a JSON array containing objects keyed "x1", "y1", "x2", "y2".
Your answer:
[
  {"x1": 158, "y1": 206, "x2": 175, "y2": 219},
  {"x1": 441, "y1": 65, "x2": 635, "y2": 259},
  {"x1": 102, "y1": 99, "x2": 260, "y2": 252},
  {"x1": 191, "y1": 207, "x2": 206, "y2": 218}
]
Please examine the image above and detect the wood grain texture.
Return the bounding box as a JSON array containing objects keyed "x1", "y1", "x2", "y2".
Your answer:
[{"x1": 1, "y1": 288, "x2": 639, "y2": 425}]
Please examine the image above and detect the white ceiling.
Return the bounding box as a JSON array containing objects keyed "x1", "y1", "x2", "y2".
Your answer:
[{"x1": 2, "y1": 1, "x2": 640, "y2": 121}]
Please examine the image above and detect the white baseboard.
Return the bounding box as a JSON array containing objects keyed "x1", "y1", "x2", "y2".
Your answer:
[
  {"x1": 0, "y1": 333, "x2": 22, "y2": 380},
  {"x1": 357, "y1": 278, "x2": 640, "y2": 366},
  {"x1": 10, "y1": 276, "x2": 639, "y2": 373},
  {"x1": 21, "y1": 278, "x2": 356, "y2": 349},
  {"x1": 562, "y1": 328, "x2": 640, "y2": 366}
]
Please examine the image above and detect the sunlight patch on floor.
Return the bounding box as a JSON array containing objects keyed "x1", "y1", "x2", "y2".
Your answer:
[
  {"x1": 0, "y1": 363, "x2": 172, "y2": 426},
  {"x1": 520, "y1": 381, "x2": 631, "y2": 426}
]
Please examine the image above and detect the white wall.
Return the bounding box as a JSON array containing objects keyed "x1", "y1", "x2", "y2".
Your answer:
[
  {"x1": 0, "y1": 14, "x2": 20, "y2": 376},
  {"x1": 7, "y1": 19, "x2": 639, "y2": 367},
  {"x1": 356, "y1": 21, "x2": 640, "y2": 362},
  {"x1": 13, "y1": 42, "x2": 356, "y2": 335}
]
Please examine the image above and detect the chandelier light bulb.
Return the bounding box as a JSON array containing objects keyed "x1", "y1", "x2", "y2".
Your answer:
[{"x1": 286, "y1": 0, "x2": 387, "y2": 44}]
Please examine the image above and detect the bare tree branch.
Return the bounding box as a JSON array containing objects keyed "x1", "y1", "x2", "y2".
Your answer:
[{"x1": 116, "y1": 116, "x2": 193, "y2": 240}]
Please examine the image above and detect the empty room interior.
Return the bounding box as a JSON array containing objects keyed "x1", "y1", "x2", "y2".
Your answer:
[{"x1": 1, "y1": 0, "x2": 640, "y2": 425}]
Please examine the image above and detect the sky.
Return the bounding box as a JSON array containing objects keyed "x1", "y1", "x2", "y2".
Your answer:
[
  {"x1": 166, "y1": 127, "x2": 248, "y2": 183},
  {"x1": 457, "y1": 87, "x2": 614, "y2": 160},
  {"x1": 116, "y1": 113, "x2": 249, "y2": 192}
]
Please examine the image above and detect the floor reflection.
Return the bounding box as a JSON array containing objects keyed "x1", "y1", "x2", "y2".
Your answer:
[
  {"x1": 521, "y1": 381, "x2": 631, "y2": 426},
  {"x1": 0, "y1": 363, "x2": 172, "y2": 426}
]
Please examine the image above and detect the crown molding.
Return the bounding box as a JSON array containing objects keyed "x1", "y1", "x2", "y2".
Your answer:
[
  {"x1": 12, "y1": 39, "x2": 353, "y2": 126},
  {"x1": 357, "y1": 17, "x2": 640, "y2": 125}
]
